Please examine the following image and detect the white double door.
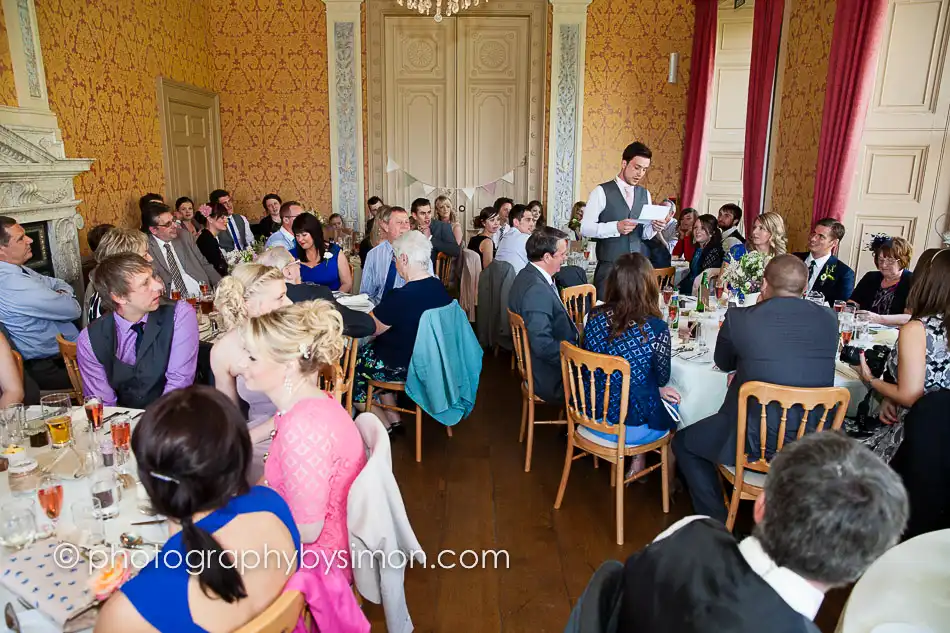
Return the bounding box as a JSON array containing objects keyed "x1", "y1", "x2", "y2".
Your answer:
[{"x1": 377, "y1": 14, "x2": 542, "y2": 235}]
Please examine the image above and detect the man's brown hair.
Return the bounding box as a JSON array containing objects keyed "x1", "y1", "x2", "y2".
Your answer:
[{"x1": 92, "y1": 253, "x2": 154, "y2": 311}]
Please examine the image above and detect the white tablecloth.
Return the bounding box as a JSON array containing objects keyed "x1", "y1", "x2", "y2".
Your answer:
[
  {"x1": 836, "y1": 529, "x2": 950, "y2": 633},
  {"x1": 0, "y1": 406, "x2": 162, "y2": 633}
]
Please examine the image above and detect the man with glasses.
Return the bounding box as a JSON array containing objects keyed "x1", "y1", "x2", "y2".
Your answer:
[
  {"x1": 265, "y1": 200, "x2": 303, "y2": 251},
  {"x1": 793, "y1": 218, "x2": 855, "y2": 305},
  {"x1": 145, "y1": 203, "x2": 221, "y2": 297}
]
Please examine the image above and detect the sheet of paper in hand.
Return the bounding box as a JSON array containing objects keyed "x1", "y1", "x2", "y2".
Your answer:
[{"x1": 637, "y1": 205, "x2": 672, "y2": 222}]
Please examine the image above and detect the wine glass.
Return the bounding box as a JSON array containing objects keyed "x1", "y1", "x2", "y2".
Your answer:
[
  {"x1": 84, "y1": 396, "x2": 104, "y2": 434},
  {"x1": 37, "y1": 475, "x2": 64, "y2": 534},
  {"x1": 0, "y1": 499, "x2": 37, "y2": 551}
]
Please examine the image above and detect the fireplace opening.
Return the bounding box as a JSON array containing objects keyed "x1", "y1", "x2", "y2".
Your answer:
[{"x1": 21, "y1": 221, "x2": 54, "y2": 278}]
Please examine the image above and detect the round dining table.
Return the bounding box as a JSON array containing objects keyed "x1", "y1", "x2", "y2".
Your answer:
[{"x1": 0, "y1": 405, "x2": 163, "y2": 633}]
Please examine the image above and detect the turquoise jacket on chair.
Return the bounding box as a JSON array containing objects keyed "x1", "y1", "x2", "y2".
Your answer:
[{"x1": 406, "y1": 301, "x2": 483, "y2": 426}]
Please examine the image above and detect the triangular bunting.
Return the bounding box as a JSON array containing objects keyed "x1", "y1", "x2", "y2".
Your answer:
[
  {"x1": 386, "y1": 158, "x2": 400, "y2": 173},
  {"x1": 482, "y1": 181, "x2": 497, "y2": 196},
  {"x1": 501, "y1": 171, "x2": 515, "y2": 184},
  {"x1": 405, "y1": 172, "x2": 417, "y2": 188},
  {"x1": 422, "y1": 184, "x2": 435, "y2": 195},
  {"x1": 462, "y1": 187, "x2": 476, "y2": 200}
]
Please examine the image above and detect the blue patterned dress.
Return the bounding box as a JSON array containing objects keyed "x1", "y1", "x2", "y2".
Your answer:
[{"x1": 581, "y1": 311, "x2": 675, "y2": 445}]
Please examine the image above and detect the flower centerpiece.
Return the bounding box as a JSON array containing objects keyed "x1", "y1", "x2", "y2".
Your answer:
[
  {"x1": 720, "y1": 250, "x2": 769, "y2": 304},
  {"x1": 223, "y1": 236, "x2": 268, "y2": 272}
]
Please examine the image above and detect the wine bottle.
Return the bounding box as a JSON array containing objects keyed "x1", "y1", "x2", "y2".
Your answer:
[{"x1": 696, "y1": 272, "x2": 707, "y2": 313}]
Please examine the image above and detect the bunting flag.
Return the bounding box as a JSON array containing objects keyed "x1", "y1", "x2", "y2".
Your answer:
[
  {"x1": 462, "y1": 187, "x2": 477, "y2": 200},
  {"x1": 422, "y1": 184, "x2": 435, "y2": 196},
  {"x1": 482, "y1": 181, "x2": 497, "y2": 196},
  {"x1": 501, "y1": 170, "x2": 515, "y2": 184},
  {"x1": 386, "y1": 158, "x2": 400, "y2": 173},
  {"x1": 384, "y1": 158, "x2": 525, "y2": 197},
  {"x1": 404, "y1": 172, "x2": 417, "y2": 187}
]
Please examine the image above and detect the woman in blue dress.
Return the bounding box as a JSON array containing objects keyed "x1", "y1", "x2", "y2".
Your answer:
[
  {"x1": 583, "y1": 253, "x2": 681, "y2": 478},
  {"x1": 95, "y1": 386, "x2": 301, "y2": 633},
  {"x1": 290, "y1": 212, "x2": 353, "y2": 292}
]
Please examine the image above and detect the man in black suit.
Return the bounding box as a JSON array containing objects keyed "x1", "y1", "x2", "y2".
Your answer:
[
  {"x1": 257, "y1": 246, "x2": 375, "y2": 338},
  {"x1": 507, "y1": 227, "x2": 579, "y2": 403},
  {"x1": 673, "y1": 255, "x2": 839, "y2": 522},
  {"x1": 794, "y1": 218, "x2": 855, "y2": 305}
]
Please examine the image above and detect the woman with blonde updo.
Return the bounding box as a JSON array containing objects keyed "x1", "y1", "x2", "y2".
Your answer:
[
  {"x1": 210, "y1": 263, "x2": 291, "y2": 480},
  {"x1": 240, "y1": 300, "x2": 367, "y2": 583}
]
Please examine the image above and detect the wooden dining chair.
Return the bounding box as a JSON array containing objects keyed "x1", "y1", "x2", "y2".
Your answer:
[
  {"x1": 654, "y1": 266, "x2": 676, "y2": 290},
  {"x1": 365, "y1": 377, "x2": 452, "y2": 463},
  {"x1": 509, "y1": 310, "x2": 565, "y2": 472},
  {"x1": 718, "y1": 381, "x2": 851, "y2": 531},
  {"x1": 317, "y1": 336, "x2": 359, "y2": 413},
  {"x1": 435, "y1": 252, "x2": 454, "y2": 288},
  {"x1": 56, "y1": 334, "x2": 83, "y2": 404},
  {"x1": 554, "y1": 342, "x2": 671, "y2": 545},
  {"x1": 234, "y1": 590, "x2": 307, "y2": 633},
  {"x1": 560, "y1": 284, "x2": 596, "y2": 341}
]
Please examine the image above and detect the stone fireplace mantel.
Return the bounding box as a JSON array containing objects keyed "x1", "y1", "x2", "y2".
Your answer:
[{"x1": 0, "y1": 0, "x2": 93, "y2": 284}]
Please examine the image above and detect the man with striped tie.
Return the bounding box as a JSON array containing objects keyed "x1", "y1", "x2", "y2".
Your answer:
[
  {"x1": 210, "y1": 188, "x2": 254, "y2": 252},
  {"x1": 145, "y1": 203, "x2": 221, "y2": 298}
]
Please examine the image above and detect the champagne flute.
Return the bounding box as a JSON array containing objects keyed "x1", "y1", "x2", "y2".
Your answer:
[
  {"x1": 84, "y1": 396, "x2": 104, "y2": 433},
  {"x1": 37, "y1": 475, "x2": 64, "y2": 534}
]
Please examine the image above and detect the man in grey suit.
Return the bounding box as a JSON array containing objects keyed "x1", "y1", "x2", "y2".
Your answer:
[
  {"x1": 210, "y1": 188, "x2": 254, "y2": 252},
  {"x1": 145, "y1": 203, "x2": 222, "y2": 296},
  {"x1": 673, "y1": 255, "x2": 839, "y2": 522},
  {"x1": 508, "y1": 227, "x2": 579, "y2": 403},
  {"x1": 411, "y1": 197, "x2": 460, "y2": 260}
]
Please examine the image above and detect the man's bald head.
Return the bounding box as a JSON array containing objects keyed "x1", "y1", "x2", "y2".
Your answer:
[{"x1": 763, "y1": 254, "x2": 808, "y2": 299}]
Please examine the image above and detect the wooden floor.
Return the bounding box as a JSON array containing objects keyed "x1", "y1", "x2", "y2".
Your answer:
[{"x1": 361, "y1": 353, "x2": 850, "y2": 632}]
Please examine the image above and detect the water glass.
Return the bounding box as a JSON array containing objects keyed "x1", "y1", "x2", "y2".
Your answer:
[
  {"x1": 41, "y1": 393, "x2": 73, "y2": 449},
  {"x1": 855, "y1": 312, "x2": 871, "y2": 342},
  {"x1": 1, "y1": 403, "x2": 24, "y2": 444},
  {"x1": 0, "y1": 499, "x2": 37, "y2": 551},
  {"x1": 833, "y1": 300, "x2": 847, "y2": 313},
  {"x1": 90, "y1": 471, "x2": 121, "y2": 519},
  {"x1": 71, "y1": 499, "x2": 105, "y2": 546}
]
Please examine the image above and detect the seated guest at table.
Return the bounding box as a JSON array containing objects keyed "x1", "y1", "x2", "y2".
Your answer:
[
  {"x1": 211, "y1": 188, "x2": 254, "y2": 252},
  {"x1": 468, "y1": 207, "x2": 500, "y2": 270},
  {"x1": 86, "y1": 223, "x2": 114, "y2": 255},
  {"x1": 359, "y1": 196, "x2": 385, "y2": 266},
  {"x1": 212, "y1": 263, "x2": 290, "y2": 479},
  {"x1": 362, "y1": 206, "x2": 433, "y2": 305},
  {"x1": 508, "y1": 227, "x2": 579, "y2": 403},
  {"x1": 849, "y1": 235, "x2": 914, "y2": 326},
  {"x1": 353, "y1": 231, "x2": 452, "y2": 429},
  {"x1": 617, "y1": 432, "x2": 908, "y2": 633},
  {"x1": 491, "y1": 197, "x2": 515, "y2": 248},
  {"x1": 412, "y1": 197, "x2": 461, "y2": 261},
  {"x1": 84, "y1": 228, "x2": 154, "y2": 327},
  {"x1": 138, "y1": 192, "x2": 163, "y2": 233},
  {"x1": 145, "y1": 202, "x2": 221, "y2": 297},
  {"x1": 78, "y1": 254, "x2": 199, "y2": 409},
  {"x1": 678, "y1": 214, "x2": 724, "y2": 295},
  {"x1": 264, "y1": 200, "x2": 302, "y2": 251},
  {"x1": 241, "y1": 301, "x2": 367, "y2": 582},
  {"x1": 195, "y1": 203, "x2": 230, "y2": 278},
  {"x1": 673, "y1": 255, "x2": 839, "y2": 522},
  {"x1": 794, "y1": 218, "x2": 855, "y2": 305},
  {"x1": 858, "y1": 248, "x2": 950, "y2": 463},
  {"x1": 717, "y1": 203, "x2": 745, "y2": 252},
  {"x1": 0, "y1": 216, "x2": 80, "y2": 390},
  {"x1": 495, "y1": 204, "x2": 538, "y2": 274},
  {"x1": 671, "y1": 207, "x2": 698, "y2": 261},
  {"x1": 567, "y1": 201, "x2": 585, "y2": 241},
  {"x1": 583, "y1": 253, "x2": 680, "y2": 479},
  {"x1": 435, "y1": 195, "x2": 464, "y2": 244},
  {"x1": 173, "y1": 196, "x2": 201, "y2": 237},
  {"x1": 291, "y1": 212, "x2": 352, "y2": 292},
  {"x1": 0, "y1": 331, "x2": 23, "y2": 406},
  {"x1": 258, "y1": 246, "x2": 374, "y2": 338},
  {"x1": 254, "y1": 193, "x2": 282, "y2": 240},
  {"x1": 96, "y1": 386, "x2": 300, "y2": 633}
]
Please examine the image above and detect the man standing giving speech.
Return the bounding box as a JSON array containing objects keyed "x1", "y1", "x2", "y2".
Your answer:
[{"x1": 581, "y1": 142, "x2": 653, "y2": 297}]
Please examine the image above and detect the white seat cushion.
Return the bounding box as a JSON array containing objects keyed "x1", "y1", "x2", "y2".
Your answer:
[
  {"x1": 724, "y1": 465, "x2": 767, "y2": 488},
  {"x1": 576, "y1": 425, "x2": 670, "y2": 449}
]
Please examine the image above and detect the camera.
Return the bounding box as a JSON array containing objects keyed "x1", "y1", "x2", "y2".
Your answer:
[{"x1": 840, "y1": 344, "x2": 889, "y2": 378}]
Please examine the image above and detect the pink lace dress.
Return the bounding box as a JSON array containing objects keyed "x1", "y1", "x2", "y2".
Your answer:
[{"x1": 263, "y1": 396, "x2": 366, "y2": 580}]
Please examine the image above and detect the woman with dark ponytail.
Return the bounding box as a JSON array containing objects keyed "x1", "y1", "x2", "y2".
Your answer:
[{"x1": 95, "y1": 386, "x2": 301, "y2": 633}]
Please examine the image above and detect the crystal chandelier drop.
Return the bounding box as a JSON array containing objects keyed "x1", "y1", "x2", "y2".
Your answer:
[{"x1": 397, "y1": 0, "x2": 483, "y2": 22}]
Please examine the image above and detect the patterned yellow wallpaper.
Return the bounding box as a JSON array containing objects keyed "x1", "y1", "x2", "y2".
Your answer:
[
  {"x1": 770, "y1": 0, "x2": 837, "y2": 252},
  {"x1": 209, "y1": 0, "x2": 332, "y2": 222},
  {"x1": 581, "y1": 0, "x2": 694, "y2": 203},
  {"x1": 0, "y1": 10, "x2": 17, "y2": 107},
  {"x1": 36, "y1": 0, "x2": 213, "y2": 251}
]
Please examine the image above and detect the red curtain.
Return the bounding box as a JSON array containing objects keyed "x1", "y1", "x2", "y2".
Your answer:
[
  {"x1": 812, "y1": 0, "x2": 889, "y2": 225},
  {"x1": 742, "y1": 0, "x2": 785, "y2": 235},
  {"x1": 679, "y1": 0, "x2": 718, "y2": 210}
]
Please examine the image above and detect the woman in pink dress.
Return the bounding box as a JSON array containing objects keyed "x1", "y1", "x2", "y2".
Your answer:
[{"x1": 240, "y1": 299, "x2": 367, "y2": 584}]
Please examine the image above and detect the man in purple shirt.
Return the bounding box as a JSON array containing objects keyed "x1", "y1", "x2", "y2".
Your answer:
[{"x1": 76, "y1": 253, "x2": 199, "y2": 408}]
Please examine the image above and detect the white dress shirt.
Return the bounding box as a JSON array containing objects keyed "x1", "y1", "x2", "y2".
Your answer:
[
  {"x1": 580, "y1": 177, "x2": 652, "y2": 240},
  {"x1": 654, "y1": 515, "x2": 825, "y2": 620},
  {"x1": 491, "y1": 222, "x2": 512, "y2": 247},
  {"x1": 721, "y1": 225, "x2": 745, "y2": 252},
  {"x1": 152, "y1": 235, "x2": 201, "y2": 296},
  {"x1": 804, "y1": 253, "x2": 832, "y2": 292},
  {"x1": 495, "y1": 229, "x2": 531, "y2": 274}
]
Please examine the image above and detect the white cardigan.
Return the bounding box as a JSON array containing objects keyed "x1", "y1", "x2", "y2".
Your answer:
[{"x1": 347, "y1": 413, "x2": 425, "y2": 633}]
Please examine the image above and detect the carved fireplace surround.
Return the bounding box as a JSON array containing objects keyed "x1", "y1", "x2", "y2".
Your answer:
[{"x1": 0, "y1": 0, "x2": 92, "y2": 284}]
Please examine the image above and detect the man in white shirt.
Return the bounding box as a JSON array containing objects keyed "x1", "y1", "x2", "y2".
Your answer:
[
  {"x1": 793, "y1": 218, "x2": 855, "y2": 305},
  {"x1": 264, "y1": 200, "x2": 302, "y2": 251},
  {"x1": 613, "y1": 432, "x2": 908, "y2": 633},
  {"x1": 494, "y1": 204, "x2": 537, "y2": 274},
  {"x1": 144, "y1": 203, "x2": 221, "y2": 296},
  {"x1": 490, "y1": 197, "x2": 514, "y2": 248},
  {"x1": 718, "y1": 203, "x2": 745, "y2": 252},
  {"x1": 210, "y1": 188, "x2": 254, "y2": 252},
  {"x1": 580, "y1": 142, "x2": 653, "y2": 297}
]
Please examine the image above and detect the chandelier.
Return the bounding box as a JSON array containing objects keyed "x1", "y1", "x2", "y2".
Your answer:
[{"x1": 397, "y1": 0, "x2": 484, "y2": 22}]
